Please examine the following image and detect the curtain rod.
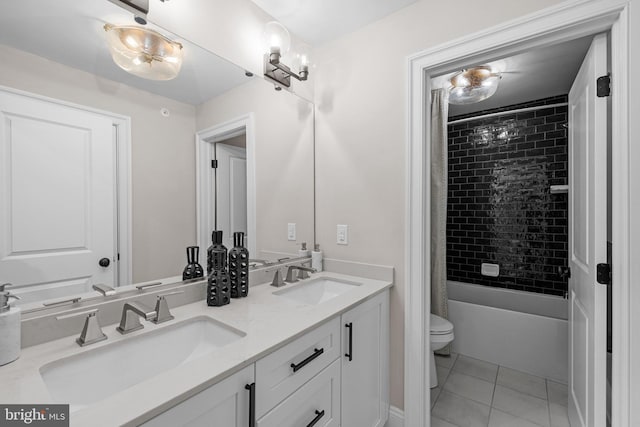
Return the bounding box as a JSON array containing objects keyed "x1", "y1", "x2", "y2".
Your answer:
[{"x1": 448, "y1": 102, "x2": 568, "y2": 125}]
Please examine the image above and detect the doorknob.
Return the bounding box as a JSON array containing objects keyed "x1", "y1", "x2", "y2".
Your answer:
[{"x1": 99, "y1": 258, "x2": 111, "y2": 268}]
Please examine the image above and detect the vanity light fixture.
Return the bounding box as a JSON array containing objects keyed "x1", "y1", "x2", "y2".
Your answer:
[
  {"x1": 263, "y1": 21, "x2": 310, "y2": 88},
  {"x1": 448, "y1": 66, "x2": 502, "y2": 105},
  {"x1": 103, "y1": 23, "x2": 183, "y2": 81}
]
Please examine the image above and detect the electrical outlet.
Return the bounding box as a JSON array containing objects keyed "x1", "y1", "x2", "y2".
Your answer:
[
  {"x1": 287, "y1": 223, "x2": 296, "y2": 241},
  {"x1": 337, "y1": 224, "x2": 348, "y2": 245}
]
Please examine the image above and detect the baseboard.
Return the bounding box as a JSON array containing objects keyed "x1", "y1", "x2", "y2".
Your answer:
[{"x1": 386, "y1": 406, "x2": 404, "y2": 427}]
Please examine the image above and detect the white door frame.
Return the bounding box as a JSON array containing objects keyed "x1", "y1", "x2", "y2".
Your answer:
[
  {"x1": 404, "y1": 1, "x2": 632, "y2": 426},
  {"x1": 196, "y1": 113, "x2": 257, "y2": 259},
  {"x1": 0, "y1": 85, "x2": 132, "y2": 288}
]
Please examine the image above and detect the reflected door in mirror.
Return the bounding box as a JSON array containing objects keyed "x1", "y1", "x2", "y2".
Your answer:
[
  {"x1": 216, "y1": 141, "x2": 247, "y2": 249},
  {"x1": 0, "y1": 90, "x2": 117, "y2": 304}
]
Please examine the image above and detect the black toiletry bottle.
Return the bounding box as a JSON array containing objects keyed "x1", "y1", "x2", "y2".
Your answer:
[
  {"x1": 207, "y1": 230, "x2": 230, "y2": 307},
  {"x1": 207, "y1": 230, "x2": 227, "y2": 274},
  {"x1": 229, "y1": 232, "x2": 250, "y2": 298},
  {"x1": 182, "y1": 246, "x2": 204, "y2": 280}
]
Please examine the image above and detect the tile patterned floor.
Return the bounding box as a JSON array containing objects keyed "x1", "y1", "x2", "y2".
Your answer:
[{"x1": 431, "y1": 353, "x2": 570, "y2": 427}]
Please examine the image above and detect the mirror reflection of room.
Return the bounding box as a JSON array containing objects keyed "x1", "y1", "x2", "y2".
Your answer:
[{"x1": 0, "y1": 0, "x2": 314, "y2": 306}]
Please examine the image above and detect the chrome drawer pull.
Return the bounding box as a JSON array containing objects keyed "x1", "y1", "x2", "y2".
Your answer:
[
  {"x1": 290, "y1": 347, "x2": 324, "y2": 373},
  {"x1": 306, "y1": 409, "x2": 325, "y2": 427}
]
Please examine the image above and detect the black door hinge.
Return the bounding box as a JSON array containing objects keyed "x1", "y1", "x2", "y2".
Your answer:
[
  {"x1": 117, "y1": 253, "x2": 120, "y2": 261},
  {"x1": 558, "y1": 266, "x2": 571, "y2": 280},
  {"x1": 211, "y1": 159, "x2": 218, "y2": 169},
  {"x1": 597, "y1": 263, "x2": 611, "y2": 285},
  {"x1": 597, "y1": 74, "x2": 611, "y2": 97}
]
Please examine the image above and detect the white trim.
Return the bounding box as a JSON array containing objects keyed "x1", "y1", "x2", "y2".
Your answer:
[
  {"x1": 113, "y1": 117, "x2": 133, "y2": 287},
  {"x1": 609, "y1": 8, "x2": 630, "y2": 427},
  {"x1": 196, "y1": 114, "x2": 257, "y2": 260},
  {"x1": 386, "y1": 406, "x2": 404, "y2": 427},
  {"x1": 0, "y1": 84, "x2": 132, "y2": 287},
  {"x1": 405, "y1": 1, "x2": 631, "y2": 426}
]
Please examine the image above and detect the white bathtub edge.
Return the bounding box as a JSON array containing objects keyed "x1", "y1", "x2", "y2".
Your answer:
[{"x1": 449, "y1": 299, "x2": 568, "y2": 383}]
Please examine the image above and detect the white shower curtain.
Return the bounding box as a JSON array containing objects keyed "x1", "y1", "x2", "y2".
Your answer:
[{"x1": 431, "y1": 89, "x2": 449, "y2": 340}]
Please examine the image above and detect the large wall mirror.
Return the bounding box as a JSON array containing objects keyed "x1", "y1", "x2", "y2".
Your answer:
[{"x1": 0, "y1": 0, "x2": 315, "y2": 307}]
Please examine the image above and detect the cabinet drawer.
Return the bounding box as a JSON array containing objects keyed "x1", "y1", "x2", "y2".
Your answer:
[
  {"x1": 257, "y1": 359, "x2": 340, "y2": 427},
  {"x1": 255, "y1": 317, "x2": 340, "y2": 418}
]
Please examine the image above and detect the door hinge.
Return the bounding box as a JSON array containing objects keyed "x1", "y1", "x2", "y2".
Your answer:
[
  {"x1": 117, "y1": 253, "x2": 120, "y2": 261},
  {"x1": 211, "y1": 159, "x2": 218, "y2": 169},
  {"x1": 597, "y1": 74, "x2": 611, "y2": 97},
  {"x1": 558, "y1": 266, "x2": 571, "y2": 280},
  {"x1": 597, "y1": 263, "x2": 611, "y2": 285}
]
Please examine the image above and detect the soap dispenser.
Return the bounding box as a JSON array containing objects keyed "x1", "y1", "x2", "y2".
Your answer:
[
  {"x1": 0, "y1": 283, "x2": 21, "y2": 366},
  {"x1": 311, "y1": 244, "x2": 323, "y2": 272}
]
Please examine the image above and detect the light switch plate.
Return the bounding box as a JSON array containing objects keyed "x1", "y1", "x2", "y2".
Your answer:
[
  {"x1": 337, "y1": 224, "x2": 348, "y2": 245},
  {"x1": 287, "y1": 223, "x2": 296, "y2": 241}
]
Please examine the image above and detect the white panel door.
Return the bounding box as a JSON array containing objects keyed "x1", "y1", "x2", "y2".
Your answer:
[
  {"x1": 0, "y1": 90, "x2": 116, "y2": 303},
  {"x1": 568, "y1": 33, "x2": 608, "y2": 427},
  {"x1": 216, "y1": 143, "x2": 247, "y2": 249}
]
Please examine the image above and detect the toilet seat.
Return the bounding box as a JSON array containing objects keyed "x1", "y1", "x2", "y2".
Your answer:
[{"x1": 430, "y1": 314, "x2": 453, "y2": 335}]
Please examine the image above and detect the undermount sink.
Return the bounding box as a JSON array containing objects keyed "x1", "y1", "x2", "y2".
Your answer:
[
  {"x1": 273, "y1": 277, "x2": 362, "y2": 305},
  {"x1": 39, "y1": 316, "x2": 245, "y2": 410}
]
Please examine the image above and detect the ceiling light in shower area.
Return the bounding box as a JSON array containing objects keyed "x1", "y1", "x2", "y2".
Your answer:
[
  {"x1": 103, "y1": 24, "x2": 183, "y2": 80},
  {"x1": 448, "y1": 66, "x2": 502, "y2": 105}
]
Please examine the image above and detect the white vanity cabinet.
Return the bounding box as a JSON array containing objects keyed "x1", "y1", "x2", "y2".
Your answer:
[
  {"x1": 256, "y1": 360, "x2": 340, "y2": 427},
  {"x1": 255, "y1": 317, "x2": 341, "y2": 418},
  {"x1": 341, "y1": 290, "x2": 390, "y2": 427},
  {"x1": 139, "y1": 289, "x2": 389, "y2": 427},
  {"x1": 140, "y1": 364, "x2": 255, "y2": 427}
]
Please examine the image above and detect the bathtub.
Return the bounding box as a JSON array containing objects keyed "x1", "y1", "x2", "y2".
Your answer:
[{"x1": 447, "y1": 280, "x2": 568, "y2": 383}]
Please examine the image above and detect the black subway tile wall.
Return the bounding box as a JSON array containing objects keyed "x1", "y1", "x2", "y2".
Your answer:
[{"x1": 446, "y1": 95, "x2": 568, "y2": 297}]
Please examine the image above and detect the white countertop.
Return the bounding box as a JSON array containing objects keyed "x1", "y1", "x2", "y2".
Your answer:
[{"x1": 0, "y1": 271, "x2": 392, "y2": 426}]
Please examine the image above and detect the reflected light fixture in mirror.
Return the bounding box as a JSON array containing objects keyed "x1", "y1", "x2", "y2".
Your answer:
[
  {"x1": 103, "y1": 24, "x2": 183, "y2": 80},
  {"x1": 448, "y1": 66, "x2": 502, "y2": 105},
  {"x1": 263, "y1": 21, "x2": 310, "y2": 88}
]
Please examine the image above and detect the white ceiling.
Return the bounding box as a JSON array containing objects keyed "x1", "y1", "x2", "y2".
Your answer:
[
  {"x1": 250, "y1": 0, "x2": 418, "y2": 45},
  {"x1": 0, "y1": 0, "x2": 249, "y2": 105},
  {"x1": 433, "y1": 36, "x2": 594, "y2": 117}
]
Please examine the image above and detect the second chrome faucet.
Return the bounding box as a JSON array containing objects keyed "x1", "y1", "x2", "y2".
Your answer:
[{"x1": 116, "y1": 291, "x2": 182, "y2": 334}]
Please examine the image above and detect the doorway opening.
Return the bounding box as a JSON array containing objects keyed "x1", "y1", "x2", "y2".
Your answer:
[
  {"x1": 428, "y1": 33, "x2": 611, "y2": 427},
  {"x1": 404, "y1": 3, "x2": 630, "y2": 427},
  {"x1": 196, "y1": 114, "x2": 257, "y2": 262}
]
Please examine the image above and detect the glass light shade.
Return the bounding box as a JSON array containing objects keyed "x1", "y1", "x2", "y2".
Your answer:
[
  {"x1": 292, "y1": 43, "x2": 312, "y2": 71},
  {"x1": 263, "y1": 21, "x2": 291, "y2": 55},
  {"x1": 104, "y1": 24, "x2": 183, "y2": 81},
  {"x1": 448, "y1": 66, "x2": 501, "y2": 105}
]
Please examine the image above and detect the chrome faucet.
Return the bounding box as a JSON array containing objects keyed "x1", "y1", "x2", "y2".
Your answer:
[
  {"x1": 271, "y1": 269, "x2": 285, "y2": 287},
  {"x1": 57, "y1": 308, "x2": 107, "y2": 347},
  {"x1": 116, "y1": 301, "x2": 157, "y2": 334},
  {"x1": 116, "y1": 290, "x2": 182, "y2": 334},
  {"x1": 285, "y1": 265, "x2": 316, "y2": 283},
  {"x1": 92, "y1": 283, "x2": 115, "y2": 296},
  {"x1": 153, "y1": 291, "x2": 183, "y2": 324}
]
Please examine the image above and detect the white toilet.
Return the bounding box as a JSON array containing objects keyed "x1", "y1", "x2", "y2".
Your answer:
[{"x1": 430, "y1": 313, "x2": 454, "y2": 388}]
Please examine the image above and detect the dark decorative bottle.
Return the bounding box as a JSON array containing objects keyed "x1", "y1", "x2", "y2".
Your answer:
[
  {"x1": 207, "y1": 230, "x2": 227, "y2": 274},
  {"x1": 229, "y1": 232, "x2": 250, "y2": 298},
  {"x1": 207, "y1": 269, "x2": 230, "y2": 307},
  {"x1": 207, "y1": 230, "x2": 230, "y2": 307},
  {"x1": 182, "y1": 246, "x2": 204, "y2": 280}
]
